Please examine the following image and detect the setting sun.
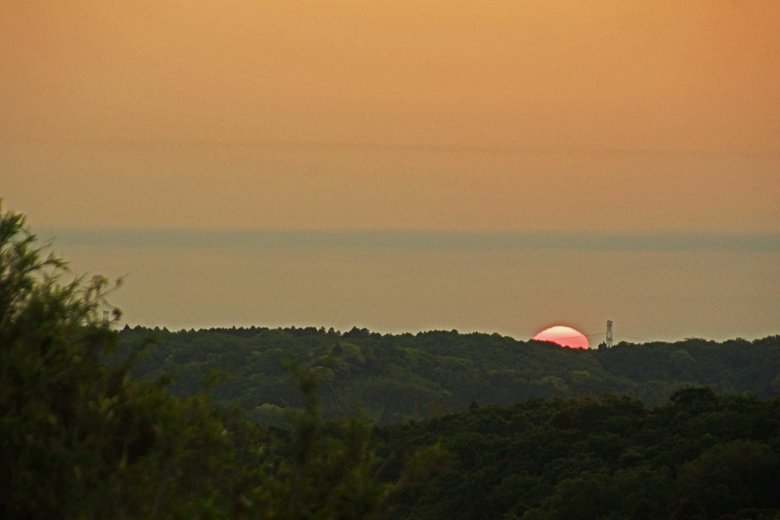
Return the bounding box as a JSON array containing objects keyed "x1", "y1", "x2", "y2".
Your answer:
[{"x1": 533, "y1": 325, "x2": 590, "y2": 349}]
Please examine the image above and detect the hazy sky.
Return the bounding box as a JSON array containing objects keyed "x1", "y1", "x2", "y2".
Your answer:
[
  {"x1": 2, "y1": 1, "x2": 779, "y2": 340},
  {"x1": 3, "y1": 1, "x2": 780, "y2": 151}
]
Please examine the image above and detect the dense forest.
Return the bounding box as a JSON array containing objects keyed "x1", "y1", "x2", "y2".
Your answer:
[
  {"x1": 117, "y1": 326, "x2": 780, "y2": 423},
  {"x1": 4, "y1": 206, "x2": 780, "y2": 519},
  {"x1": 374, "y1": 390, "x2": 780, "y2": 519}
]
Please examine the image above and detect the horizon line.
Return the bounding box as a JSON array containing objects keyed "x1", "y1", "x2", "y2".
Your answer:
[{"x1": 38, "y1": 228, "x2": 780, "y2": 252}]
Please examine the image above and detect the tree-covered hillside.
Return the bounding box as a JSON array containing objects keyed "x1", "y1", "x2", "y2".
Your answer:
[{"x1": 117, "y1": 326, "x2": 780, "y2": 423}]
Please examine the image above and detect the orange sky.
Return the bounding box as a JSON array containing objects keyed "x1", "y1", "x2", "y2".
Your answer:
[
  {"x1": 3, "y1": 1, "x2": 780, "y2": 149},
  {"x1": 2, "y1": 1, "x2": 779, "y2": 232},
  {"x1": 2, "y1": 1, "x2": 778, "y2": 338}
]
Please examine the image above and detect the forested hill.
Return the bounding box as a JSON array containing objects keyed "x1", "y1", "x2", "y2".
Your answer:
[{"x1": 117, "y1": 327, "x2": 780, "y2": 423}]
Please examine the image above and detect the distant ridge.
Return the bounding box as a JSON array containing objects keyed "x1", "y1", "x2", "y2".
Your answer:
[{"x1": 117, "y1": 327, "x2": 780, "y2": 423}]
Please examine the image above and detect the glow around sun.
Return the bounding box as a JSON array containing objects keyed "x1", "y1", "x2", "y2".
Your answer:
[{"x1": 533, "y1": 325, "x2": 590, "y2": 349}]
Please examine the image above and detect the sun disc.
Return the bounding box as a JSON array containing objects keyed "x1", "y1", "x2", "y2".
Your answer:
[{"x1": 533, "y1": 325, "x2": 590, "y2": 349}]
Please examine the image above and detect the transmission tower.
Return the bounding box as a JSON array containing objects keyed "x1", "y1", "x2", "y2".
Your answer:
[{"x1": 606, "y1": 320, "x2": 614, "y2": 348}]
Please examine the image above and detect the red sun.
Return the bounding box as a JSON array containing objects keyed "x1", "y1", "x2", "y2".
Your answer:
[{"x1": 533, "y1": 325, "x2": 590, "y2": 349}]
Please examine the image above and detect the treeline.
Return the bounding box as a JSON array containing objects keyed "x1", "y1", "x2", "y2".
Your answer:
[{"x1": 117, "y1": 325, "x2": 780, "y2": 423}]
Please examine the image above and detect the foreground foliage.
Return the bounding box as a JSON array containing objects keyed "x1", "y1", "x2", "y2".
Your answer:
[{"x1": 0, "y1": 207, "x2": 386, "y2": 519}]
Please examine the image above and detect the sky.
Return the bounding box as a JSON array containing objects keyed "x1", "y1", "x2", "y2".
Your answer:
[{"x1": 2, "y1": 1, "x2": 779, "y2": 341}]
